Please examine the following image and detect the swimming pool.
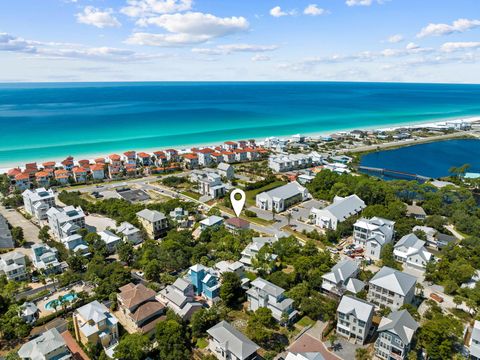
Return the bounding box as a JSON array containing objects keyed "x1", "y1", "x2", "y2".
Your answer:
[{"x1": 44, "y1": 293, "x2": 78, "y2": 310}]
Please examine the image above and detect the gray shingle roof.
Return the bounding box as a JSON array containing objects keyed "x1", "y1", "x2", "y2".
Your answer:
[
  {"x1": 251, "y1": 277, "x2": 285, "y2": 297},
  {"x1": 259, "y1": 182, "x2": 305, "y2": 201},
  {"x1": 323, "y1": 194, "x2": 365, "y2": 221},
  {"x1": 378, "y1": 309, "x2": 419, "y2": 344},
  {"x1": 322, "y1": 259, "x2": 358, "y2": 284},
  {"x1": 207, "y1": 321, "x2": 259, "y2": 360},
  {"x1": 337, "y1": 295, "x2": 374, "y2": 323},
  {"x1": 136, "y1": 209, "x2": 166, "y2": 222},
  {"x1": 369, "y1": 267, "x2": 417, "y2": 296}
]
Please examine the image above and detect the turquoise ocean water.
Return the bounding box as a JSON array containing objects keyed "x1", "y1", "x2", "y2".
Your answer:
[{"x1": 1, "y1": 82, "x2": 480, "y2": 167}]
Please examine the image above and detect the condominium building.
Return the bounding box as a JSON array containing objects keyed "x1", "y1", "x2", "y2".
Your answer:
[
  {"x1": 367, "y1": 267, "x2": 417, "y2": 310},
  {"x1": 22, "y1": 188, "x2": 56, "y2": 221},
  {"x1": 256, "y1": 182, "x2": 309, "y2": 213},
  {"x1": 336, "y1": 295, "x2": 374, "y2": 345}
]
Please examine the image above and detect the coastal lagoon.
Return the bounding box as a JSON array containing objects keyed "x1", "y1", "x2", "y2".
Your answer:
[
  {"x1": 360, "y1": 139, "x2": 480, "y2": 179},
  {"x1": 1, "y1": 82, "x2": 480, "y2": 167}
]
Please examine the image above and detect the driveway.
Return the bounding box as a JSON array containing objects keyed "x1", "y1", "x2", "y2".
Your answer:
[{"x1": 0, "y1": 205, "x2": 40, "y2": 251}]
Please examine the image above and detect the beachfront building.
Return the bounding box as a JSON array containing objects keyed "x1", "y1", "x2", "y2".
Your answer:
[
  {"x1": 198, "y1": 172, "x2": 226, "y2": 198},
  {"x1": 54, "y1": 169, "x2": 69, "y2": 185},
  {"x1": 47, "y1": 206, "x2": 86, "y2": 240},
  {"x1": 311, "y1": 194, "x2": 366, "y2": 230},
  {"x1": 256, "y1": 182, "x2": 309, "y2": 213},
  {"x1": 31, "y1": 243, "x2": 62, "y2": 274},
  {"x1": 117, "y1": 283, "x2": 165, "y2": 334},
  {"x1": 247, "y1": 277, "x2": 298, "y2": 324},
  {"x1": 23, "y1": 188, "x2": 56, "y2": 221},
  {"x1": 336, "y1": 295, "x2": 374, "y2": 345},
  {"x1": 108, "y1": 154, "x2": 122, "y2": 179},
  {"x1": 18, "y1": 328, "x2": 71, "y2": 360},
  {"x1": 240, "y1": 236, "x2": 278, "y2": 268},
  {"x1": 156, "y1": 278, "x2": 202, "y2": 320},
  {"x1": 0, "y1": 251, "x2": 27, "y2": 281},
  {"x1": 321, "y1": 259, "x2": 359, "y2": 296},
  {"x1": 367, "y1": 267, "x2": 417, "y2": 310},
  {"x1": 221, "y1": 151, "x2": 236, "y2": 163},
  {"x1": 375, "y1": 310, "x2": 419, "y2": 360},
  {"x1": 122, "y1": 151, "x2": 136, "y2": 165},
  {"x1": 117, "y1": 222, "x2": 143, "y2": 245},
  {"x1": 207, "y1": 321, "x2": 260, "y2": 360},
  {"x1": 136, "y1": 209, "x2": 168, "y2": 239},
  {"x1": 35, "y1": 171, "x2": 50, "y2": 187},
  {"x1": 216, "y1": 162, "x2": 234, "y2": 180},
  {"x1": 98, "y1": 230, "x2": 122, "y2": 253},
  {"x1": 15, "y1": 173, "x2": 31, "y2": 191},
  {"x1": 353, "y1": 217, "x2": 395, "y2": 260},
  {"x1": 268, "y1": 152, "x2": 323, "y2": 172},
  {"x1": 393, "y1": 234, "x2": 432, "y2": 270},
  {"x1": 0, "y1": 214, "x2": 15, "y2": 249},
  {"x1": 73, "y1": 301, "x2": 119, "y2": 354},
  {"x1": 196, "y1": 148, "x2": 214, "y2": 166},
  {"x1": 90, "y1": 164, "x2": 105, "y2": 180},
  {"x1": 183, "y1": 154, "x2": 199, "y2": 169},
  {"x1": 72, "y1": 167, "x2": 88, "y2": 183},
  {"x1": 469, "y1": 320, "x2": 480, "y2": 360},
  {"x1": 137, "y1": 152, "x2": 151, "y2": 166}
]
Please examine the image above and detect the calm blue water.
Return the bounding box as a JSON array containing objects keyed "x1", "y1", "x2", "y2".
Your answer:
[
  {"x1": 1, "y1": 82, "x2": 480, "y2": 167},
  {"x1": 360, "y1": 139, "x2": 480, "y2": 179}
]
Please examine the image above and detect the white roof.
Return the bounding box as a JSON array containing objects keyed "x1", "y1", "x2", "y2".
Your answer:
[
  {"x1": 18, "y1": 328, "x2": 67, "y2": 359},
  {"x1": 369, "y1": 267, "x2": 417, "y2": 296},
  {"x1": 337, "y1": 295, "x2": 374, "y2": 323},
  {"x1": 285, "y1": 353, "x2": 325, "y2": 360},
  {"x1": 378, "y1": 309, "x2": 419, "y2": 344},
  {"x1": 136, "y1": 209, "x2": 166, "y2": 222},
  {"x1": 322, "y1": 259, "x2": 358, "y2": 284},
  {"x1": 257, "y1": 182, "x2": 306, "y2": 201},
  {"x1": 321, "y1": 194, "x2": 365, "y2": 221},
  {"x1": 98, "y1": 230, "x2": 121, "y2": 244},
  {"x1": 200, "y1": 215, "x2": 223, "y2": 227},
  {"x1": 207, "y1": 321, "x2": 259, "y2": 360}
]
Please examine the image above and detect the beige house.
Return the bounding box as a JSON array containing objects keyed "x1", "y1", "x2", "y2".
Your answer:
[
  {"x1": 136, "y1": 209, "x2": 168, "y2": 239},
  {"x1": 73, "y1": 301, "x2": 119, "y2": 351}
]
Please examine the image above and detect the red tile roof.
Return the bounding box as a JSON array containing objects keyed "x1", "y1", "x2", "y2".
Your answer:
[
  {"x1": 90, "y1": 164, "x2": 104, "y2": 171},
  {"x1": 154, "y1": 151, "x2": 165, "y2": 156},
  {"x1": 222, "y1": 151, "x2": 234, "y2": 155},
  {"x1": 25, "y1": 162, "x2": 38, "y2": 169},
  {"x1": 137, "y1": 152, "x2": 150, "y2": 158},
  {"x1": 73, "y1": 167, "x2": 87, "y2": 174},
  {"x1": 7, "y1": 168, "x2": 21, "y2": 177},
  {"x1": 183, "y1": 153, "x2": 198, "y2": 160},
  {"x1": 15, "y1": 173, "x2": 30, "y2": 181},
  {"x1": 95, "y1": 158, "x2": 106, "y2": 164},
  {"x1": 78, "y1": 160, "x2": 90, "y2": 167},
  {"x1": 224, "y1": 141, "x2": 237, "y2": 145},
  {"x1": 109, "y1": 154, "x2": 121, "y2": 161},
  {"x1": 35, "y1": 171, "x2": 49, "y2": 178},
  {"x1": 124, "y1": 151, "x2": 136, "y2": 157},
  {"x1": 197, "y1": 148, "x2": 214, "y2": 154},
  {"x1": 42, "y1": 161, "x2": 56, "y2": 167}
]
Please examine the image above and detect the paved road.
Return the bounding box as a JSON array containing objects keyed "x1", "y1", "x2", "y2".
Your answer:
[{"x1": 0, "y1": 205, "x2": 40, "y2": 254}]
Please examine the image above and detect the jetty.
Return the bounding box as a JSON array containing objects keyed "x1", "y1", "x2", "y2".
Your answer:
[{"x1": 358, "y1": 166, "x2": 431, "y2": 182}]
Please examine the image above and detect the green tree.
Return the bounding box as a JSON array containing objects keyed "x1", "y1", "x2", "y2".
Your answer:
[
  {"x1": 117, "y1": 241, "x2": 135, "y2": 265},
  {"x1": 417, "y1": 314, "x2": 462, "y2": 360},
  {"x1": 380, "y1": 243, "x2": 401, "y2": 270},
  {"x1": 355, "y1": 348, "x2": 370, "y2": 360},
  {"x1": 113, "y1": 333, "x2": 149, "y2": 360},
  {"x1": 156, "y1": 319, "x2": 191, "y2": 360},
  {"x1": 11, "y1": 227, "x2": 24, "y2": 246},
  {"x1": 219, "y1": 272, "x2": 243, "y2": 308},
  {"x1": 38, "y1": 226, "x2": 51, "y2": 242}
]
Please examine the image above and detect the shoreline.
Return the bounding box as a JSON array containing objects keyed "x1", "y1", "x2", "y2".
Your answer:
[{"x1": 1, "y1": 115, "x2": 479, "y2": 173}]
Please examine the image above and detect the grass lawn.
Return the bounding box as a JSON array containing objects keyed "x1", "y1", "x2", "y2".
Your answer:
[
  {"x1": 196, "y1": 338, "x2": 208, "y2": 349},
  {"x1": 181, "y1": 190, "x2": 201, "y2": 200},
  {"x1": 296, "y1": 316, "x2": 315, "y2": 328},
  {"x1": 244, "y1": 271, "x2": 257, "y2": 281},
  {"x1": 245, "y1": 180, "x2": 287, "y2": 206},
  {"x1": 217, "y1": 205, "x2": 275, "y2": 226}
]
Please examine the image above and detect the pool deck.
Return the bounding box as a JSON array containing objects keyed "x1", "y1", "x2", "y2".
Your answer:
[{"x1": 36, "y1": 284, "x2": 87, "y2": 317}]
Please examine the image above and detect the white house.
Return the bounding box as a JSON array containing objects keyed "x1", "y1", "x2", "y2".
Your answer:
[
  {"x1": 61, "y1": 234, "x2": 89, "y2": 255},
  {"x1": 353, "y1": 217, "x2": 395, "y2": 247},
  {"x1": 157, "y1": 278, "x2": 203, "y2": 320},
  {"x1": 469, "y1": 320, "x2": 480, "y2": 360},
  {"x1": 200, "y1": 215, "x2": 224, "y2": 230},
  {"x1": 0, "y1": 251, "x2": 27, "y2": 281},
  {"x1": 207, "y1": 321, "x2": 259, "y2": 360},
  {"x1": 322, "y1": 259, "x2": 359, "y2": 295},
  {"x1": 18, "y1": 328, "x2": 71, "y2": 360},
  {"x1": 31, "y1": 243, "x2": 62, "y2": 274},
  {"x1": 98, "y1": 230, "x2": 122, "y2": 253},
  {"x1": 336, "y1": 295, "x2": 374, "y2": 345},
  {"x1": 367, "y1": 267, "x2": 417, "y2": 310},
  {"x1": 117, "y1": 222, "x2": 143, "y2": 245},
  {"x1": 240, "y1": 236, "x2": 278, "y2": 267},
  {"x1": 47, "y1": 206, "x2": 86, "y2": 240},
  {"x1": 22, "y1": 188, "x2": 56, "y2": 221},
  {"x1": 256, "y1": 182, "x2": 309, "y2": 213},
  {"x1": 311, "y1": 194, "x2": 366, "y2": 230},
  {"x1": 198, "y1": 173, "x2": 226, "y2": 199},
  {"x1": 375, "y1": 310, "x2": 419, "y2": 360},
  {"x1": 216, "y1": 162, "x2": 234, "y2": 180},
  {"x1": 394, "y1": 234, "x2": 432, "y2": 270}
]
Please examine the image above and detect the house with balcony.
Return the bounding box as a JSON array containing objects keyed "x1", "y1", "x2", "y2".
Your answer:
[
  {"x1": 117, "y1": 283, "x2": 165, "y2": 334},
  {"x1": 336, "y1": 295, "x2": 374, "y2": 345},
  {"x1": 18, "y1": 328, "x2": 71, "y2": 360},
  {"x1": 61, "y1": 234, "x2": 89, "y2": 255},
  {"x1": 256, "y1": 182, "x2": 309, "y2": 213},
  {"x1": 217, "y1": 162, "x2": 234, "y2": 180},
  {"x1": 72, "y1": 167, "x2": 88, "y2": 183},
  {"x1": 207, "y1": 321, "x2": 259, "y2": 360},
  {"x1": 15, "y1": 172, "x2": 31, "y2": 191},
  {"x1": 98, "y1": 230, "x2": 122, "y2": 253},
  {"x1": 223, "y1": 141, "x2": 238, "y2": 151},
  {"x1": 240, "y1": 236, "x2": 279, "y2": 268},
  {"x1": 73, "y1": 301, "x2": 119, "y2": 354},
  {"x1": 54, "y1": 169, "x2": 69, "y2": 184},
  {"x1": 117, "y1": 222, "x2": 143, "y2": 245},
  {"x1": 137, "y1": 152, "x2": 151, "y2": 166},
  {"x1": 0, "y1": 251, "x2": 27, "y2": 281},
  {"x1": 61, "y1": 157, "x2": 74, "y2": 172},
  {"x1": 122, "y1": 151, "x2": 136, "y2": 165},
  {"x1": 31, "y1": 243, "x2": 62, "y2": 274},
  {"x1": 221, "y1": 151, "x2": 236, "y2": 163},
  {"x1": 183, "y1": 153, "x2": 199, "y2": 169},
  {"x1": 321, "y1": 259, "x2": 359, "y2": 295},
  {"x1": 311, "y1": 194, "x2": 366, "y2": 230},
  {"x1": 375, "y1": 309, "x2": 419, "y2": 360},
  {"x1": 198, "y1": 173, "x2": 226, "y2": 199},
  {"x1": 234, "y1": 149, "x2": 248, "y2": 162},
  {"x1": 353, "y1": 217, "x2": 395, "y2": 247},
  {"x1": 35, "y1": 171, "x2": 50, "y2": 187},
  {"x1": 199, "y1": 215, "x2": 224, "y2": 230},
  {"x1": 90, "y1": 164, "x2": 105, "y2": 180},
  {"x1": 394, "y1": 233, "x2": 432, "y2": 270},
  {"x1": 23, "y1": 188, "x2": 56, "y2": 221},
  {"x1": 156, "y1": 278, "x2": 202, "y2": 320},
  {"x1": 19, "y1": 302, "x2": 40, "y2": 325},
  {"x1": 469, "y1": 320, "x2": 480, "y2": 360},
  {"x1": 47, "y1": 206, "x2": 86, "y2": 240},
  {"x1": 367, "y1": 267, "x2": 416, "y2": 310},
  {"x1": 196, "y1": 148, "x2": 214, "y2": 166},
  {"x1": 188, "y1": 264, "x2": 221, "y2": 303},
  {"x1": 136, "y1": 209, "x2": 168, "y2": 239},
  {"x1": 247, "y1": 277, "x2": 298, "y2": 324}
]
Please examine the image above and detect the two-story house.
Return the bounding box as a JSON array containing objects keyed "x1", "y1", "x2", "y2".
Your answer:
[
  {"x1": 353, "y1": 217, "x2": 395, "y2": 260},
  {"x1": 394, "y1": 233, "x2": 432, "y2": 270},
  {"x1": 247, "y1": 277, "x2": 298, "y2": 324},
  {"x1": 23, "y1": 188, "x2": 56, "y2": 221},
  {"x1": 207, "y1": 321, "x2": 259, "y2": 360},
  {"x1": 367, "y1": 267, "x2": 417, "y2": 310},
  {"x1": 136, "y1": 209, "x2": 168, "y2": 239},
  {"x1": 336, "y1": 295, "x2": 374, "y2": 345},
  {"x1": 156, "y1": 278, "x2": 203, "y2": 320},
  {"x1": 375, "y1": 309, "x2": 419, "y2": 360},
  {"x1": 117, "y1": 222, "x2": 143, "y2": 245},
  {"x1": 18, "y1": 328, "x2": 71, "y2": 360},
  {"x1": 256, "y1": 182, "x2": 309, "y2": 213},
  {"x1": 0, "y1": 251, "x2": 27, "y2": 281},
  {"x1": 321, "y1": 259, "x2": 359, "y2": 295},
  {"x1": 117, "y1": 283, "x2": 165, "y2": 334}
]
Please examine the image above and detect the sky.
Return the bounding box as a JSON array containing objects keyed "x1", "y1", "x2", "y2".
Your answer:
[{"x1": 0, "y1": 0, "x2": 479, "y2": 83}]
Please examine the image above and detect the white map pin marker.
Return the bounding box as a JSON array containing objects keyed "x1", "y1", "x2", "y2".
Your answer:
[{"x1": 230, "y1": 188, "x2": 246, "y2": 217}]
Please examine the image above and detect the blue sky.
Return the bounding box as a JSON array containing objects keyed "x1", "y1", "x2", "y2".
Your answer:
[{"x1": 0, "y1": 0, "x2": 479, "y2": 82}]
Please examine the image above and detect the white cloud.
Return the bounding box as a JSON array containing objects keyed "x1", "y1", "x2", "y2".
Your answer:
[
  {"x1": 270, "y1": 6, "x2": 296, "y2": 17},
  {"x1": 387, "y1": 34, "x2": 404, "y2": 43},
  {"x1": 252, "y1": 55, "x2": 271, "y2": 62},
  {"x1": 76, "y1": 6, "x2": 121, "y2": 28},
  {"x1": 129, "y1": 12, "x2": 249, "y2": 46},
  {"x1": 192, "y1": 43, "x2": 278, "y2": 55},
  {"x1": 406, "y1": 42, "x2": 419, "y2": 50},
  {"x1": 121, "y1": 0, "x2": 192, "y2": 17},
  {"x1": 417, "y1": 18, "x2": 480, "y2": 38},
  {"x1": 346, "y1": 0, "x2": 383, "y2": 7},
  {"x1": 304, "y1": 4, "x2": 326, "y2": 16},
  {"x1": 441, "y1": 42, "x2": 480, "y2": 52}
]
